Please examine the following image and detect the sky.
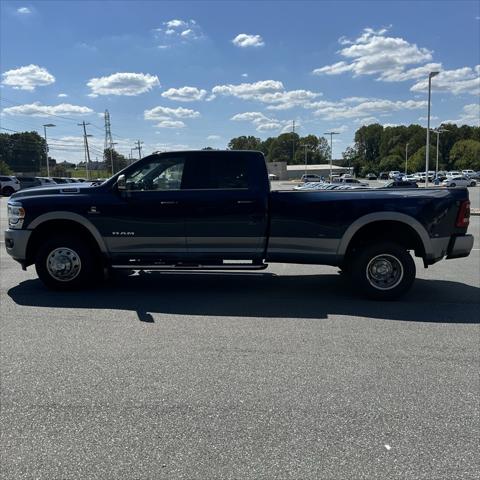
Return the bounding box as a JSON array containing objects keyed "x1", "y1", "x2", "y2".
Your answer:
[{"x1": 1, "y1": 0, "x2": 479, "y2": 163}]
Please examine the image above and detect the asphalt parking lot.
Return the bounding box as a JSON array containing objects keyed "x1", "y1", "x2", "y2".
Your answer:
[{"x1": 1, "y1": 193, "x2": 479, "y2": 480}]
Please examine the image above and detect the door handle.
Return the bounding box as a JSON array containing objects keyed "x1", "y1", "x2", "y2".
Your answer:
[
  {"x1": 236, "y1": 200, "x2": 255, "y2": 204},
  {"x1": 160, "y1": 201, "x2": 178, "y2": 205}
]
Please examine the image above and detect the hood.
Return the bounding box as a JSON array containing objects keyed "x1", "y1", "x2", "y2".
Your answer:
[{"x1": 10, "y1": 182, "x2": 101, "y2": 200}]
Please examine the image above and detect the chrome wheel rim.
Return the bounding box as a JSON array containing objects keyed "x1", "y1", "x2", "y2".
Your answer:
[
  {"x1": 46, "y1": 247, "x2": 81, "y2": 282},
  {"x1": 366, "y1": 254, "x2": 403, "y2": 291}
]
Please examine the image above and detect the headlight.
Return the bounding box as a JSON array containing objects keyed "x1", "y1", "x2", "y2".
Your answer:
[{"x1": 7, "y1": 204, "x2": 25, "y2": 229}]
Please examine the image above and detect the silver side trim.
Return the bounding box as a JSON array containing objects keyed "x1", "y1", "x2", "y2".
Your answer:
[
  {"x1": 27, "y1": 211, "x2": 108, "y2": 253},
  {"x1": 268, "y1": 237, "x2": 339, "y2": 255},
  {"x1": 337, "y1": 212, "x2": 432, "y2": 257},
  {"x1": 106, "y1": 236, "x2": 186, "y2": 253}
]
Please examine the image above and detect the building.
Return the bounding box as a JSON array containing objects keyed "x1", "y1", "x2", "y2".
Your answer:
[{"x1": 267, "y1": 162, "x2": 352, "y2": 180}]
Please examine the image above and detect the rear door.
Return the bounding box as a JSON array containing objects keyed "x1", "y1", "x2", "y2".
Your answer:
[{"x1": 181, "y1": 151, "x2": 269, "y2": 260}]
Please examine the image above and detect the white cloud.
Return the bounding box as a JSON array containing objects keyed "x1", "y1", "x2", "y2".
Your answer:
[
  {"x1": 354, "y1": 116, "x2": 379, "y2": 125},
  {"x1": 312, "y1": 98, "x2": 427, "y2": 121},
  {"x1": 144, "y1": 106, "x2": 200, "y2": 120},
  {"x1": 231, "y1": 111, "x2": 287, "y2": 132},
  {"x1": 166, "y1": 19, "x2": 186, "y2": 28},
  {"x1": 232, "y1": 34, "x2": 265, "y2": 48},
  {"x1": 212, "y1": 80, "x2": 321, "y2": 109},
  {"x1": 155, "y1": 19, "x2": 203, "y2": 44},
  {"x1": 87, "y1": 72, "x2": 160, "y2": 96},
  {"x1": 1, "y1": 64, "x2": 55, "y2": 91},
  {"x1": 442, "y1": 104, "x2": 480, "y2": 126},
  {"x1": 212, "y1": 80, "x2": 284, "y2": 100},
  {"x1": 207, "y1": 135, "x2": 221, "y2": 140},
  {"x1": 57, "y1": 93, "x2": 68, "y2": 98},
  {"x1": 2, "y1": 102, "x2": 94, "y2": 117},
  {"x1": 144, "y1": 105, "x2": 200, "y2": 129},
  {"x1": 17, "y1": 7, "x2": 31, "y2": 14},
  {"x1": 155, "y1": 120, "x2": 186, "y2": 128},
  {"x1": 313, "y1": 27, "x2": 432, "y2": 81},
  {"x1": 161, "y1": 86, "x2": 207, "y2": 102},
  {"x1": 241, "y1": 73, "x2": 249, "y2": 78},
  {"x1": 410, "y1": 66, "x2": 480, "y2": 95},
  {"x1": 381, "y1": 63, "x2": 442, "y2": 82}
]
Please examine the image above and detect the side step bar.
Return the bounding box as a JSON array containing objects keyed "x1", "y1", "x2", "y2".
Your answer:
[{"x1": 111, "y1": 263, "x2": 269, "y2": 271}]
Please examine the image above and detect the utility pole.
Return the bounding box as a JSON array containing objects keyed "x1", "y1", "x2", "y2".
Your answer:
[
  {"x1": 324, "y1": 131, "x2": 339, "y2": 181},
  {"x1": 425, "y1": 71, "x2": 439, "y2": 187},
  {"x1": 42, "y1": 123, "x2": 55, "y2": 177},
  {"x1": 134, "y1": 140, "x2": 143, "y2": 160},
  {"x1": 300, "y1": 144, "x2": 309, "y2": 177},
  {"x1": 405, "y1": 143, "x2": 409, "y2": 174},
  {"x1": 292, "y1": 120, "x2": 296, "y2": 163},
  {"x1": 78, "y1": 121, "x2": 92, "y2": 180}
]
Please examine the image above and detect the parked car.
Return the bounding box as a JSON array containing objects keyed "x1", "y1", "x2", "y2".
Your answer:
[
  {"x1": 17, "y1": 176, "x2": 41, "y2": 190},
  {"x1": 268, "y1": 173, "x2": 278, "y2": 180},
  {"x1": 301, "y1": 174, "x2": 322, "y2": 182},
  {"x1": 378, "y1": 172, "x2": 389, "y2": 180},
  {"x1": 366, "y1": 173, "x2": 377, "y2": 180},
  {"x1": 382, "y1": 180, "x2": 418, "y2": 188},
  {"x1": 442, "y1": 176, "x2": 477, "y2": 188},
  {"x1": 332, "y1": 177, "x2": 369, "y2": 187},
  {"x1": 388, "y1": 171, "x2": 401, "y2": 179},
  {"x1": 5, "y1": 150, "x2": 474, "y2": 300},
  {"x1": 36, "y1": 177, "x2": 57, "y2": 186},
  {"x1": 51, "y1": 177, "x2": 70, "y2": 184},
  {"x1": 403, "y1": 174, "x2": 419, "y2": 182},
  {"x1": 462, "y1": 170, "x2": 476, "y2": 177},
  {"x1": 446, "y1": 171, "x2": 461, "y2": 178},
  {"x1": 0, "y1": 175, "x2": 21, "y2": 196}
]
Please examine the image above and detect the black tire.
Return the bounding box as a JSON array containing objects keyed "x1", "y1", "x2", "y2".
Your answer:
[
  {"x1": 470, "y1": 182, "x2": 476, "y2": 187},
  {"x1": 2, "y1": 186, "x2": 14, "y2": 196},
  {"x1": 35, "y1": 234, "x2": 100, "y2": 290},
  {"x1": 450, "y1": 183, "x2": 456, "y2": 187},
  {"x1": 350, "y1": 242, "x2": 416, "y2": 300}
]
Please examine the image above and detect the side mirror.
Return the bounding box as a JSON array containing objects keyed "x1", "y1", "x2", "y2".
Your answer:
[{"x1": 117, "y1": 174, "x2": 126, "y2": 191}]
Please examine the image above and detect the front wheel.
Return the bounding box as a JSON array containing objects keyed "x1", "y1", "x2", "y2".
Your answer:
[
  {"x1": 450, "y1": 183, "x2": 456, "y2": 187},
  {"x1": 470, "y1": 182, "x2": 476, "y2": 187},
  {"x1": 35, "y1": 235, "x2": 100, "y2": 290},
  {"x1": 350, "y1": 242, "x2": 416, "y2": 300},
  {"x1": 2, "y1": 186, "x2": 14, "y2": 196}
]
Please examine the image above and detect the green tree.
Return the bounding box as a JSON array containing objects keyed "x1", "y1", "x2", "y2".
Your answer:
[
  {"x1": 450, "y1": 139, "x2": 480, "y2": 170},
  {"x1": 0, "y1": 131, "x2": 45, "y2": 173},
  {"x1": 228, "y1": 136, "x2": 263, "y2": 151},
  {"x1": 407, "y1": 145, "x2": 436, "y2": 173},
  {"x1": 104, "y1": 148, "x2": 129, "y2": 174},
  {"x1": 293, "y1": 135, "x2": 330, "y2": 164},
  {"x1": 0, "y1": 160, "x2": 13, "y2": 175},
  {"x1": 354, "y1": 124, "x2": 384, "y2": 164},
  {"x1": 268, "y1": 132, "x2": 300, "y2": 163},
  {"x1": 379, "y1": 154, "x2": 404, "y2": 172}
]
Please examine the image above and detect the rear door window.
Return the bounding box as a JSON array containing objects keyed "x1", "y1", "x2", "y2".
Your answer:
[{"x1": 184, "y1": 153, "x2": 250, "y2": 190}]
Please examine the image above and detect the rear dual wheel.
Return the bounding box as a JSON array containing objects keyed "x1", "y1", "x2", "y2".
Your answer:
[{"x1": 349, "y1": 242, "x2": 416, "y2": 300}]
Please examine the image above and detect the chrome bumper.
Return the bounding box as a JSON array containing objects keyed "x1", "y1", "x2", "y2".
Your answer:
[
  {"x1": 4, "y1": 229, "x2": 31, "y2": 261},
  {"x1": 446, "y1": 234, "x2": 474, "y2": 259}
]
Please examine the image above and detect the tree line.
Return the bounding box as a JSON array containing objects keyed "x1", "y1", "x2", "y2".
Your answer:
[
  {"x1": 341, "y1": 123, "x2": 480, "y2": 175},
  {"x1": 2, "y1": 123, "x2": 479, "y2": 176}
]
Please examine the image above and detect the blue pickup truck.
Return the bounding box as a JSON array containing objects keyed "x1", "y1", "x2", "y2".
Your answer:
[{"x1": 5, "y1": 150, "x2": 474, "y2": 299}]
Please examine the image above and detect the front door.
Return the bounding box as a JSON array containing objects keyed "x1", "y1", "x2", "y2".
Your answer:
[{"x1": 98, "y1": 155, "x2": 187, "y2": 259}]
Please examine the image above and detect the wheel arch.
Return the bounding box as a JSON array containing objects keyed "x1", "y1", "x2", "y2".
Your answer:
[
  {"x1": 338, "y1": 212, "x2": 431, "y2": 258},
  {"x1": 26, "y1": 212, "x2": 107, "y2": 265}
]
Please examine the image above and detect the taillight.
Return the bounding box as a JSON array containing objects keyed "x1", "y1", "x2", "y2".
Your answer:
[{"x1": 456, "y1": 200, "x2": 470, "y2": 228}]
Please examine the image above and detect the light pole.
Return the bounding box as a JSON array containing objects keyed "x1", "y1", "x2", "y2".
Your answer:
[
  {"x1": 425, "y1": 71, "x2": 439, "y2": 186},
  {"x1": 110, "y1": 142, "x2": 118, "y2": 176},
  {"x1": 300, "y1": 144, "x2": 309, "y2": 177},
  {"x1": 433, "y1": 127, "x2": 448, "y2": 177},
  {"x1": 324, "y1": 131, "x2": 339, "y2": 181},
  {"x1": 43, "y1": 124, "x2": 55, "y2": 176},
  {"x1": 405, "y1": 142, "x2": 409, "y2": 174}
]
